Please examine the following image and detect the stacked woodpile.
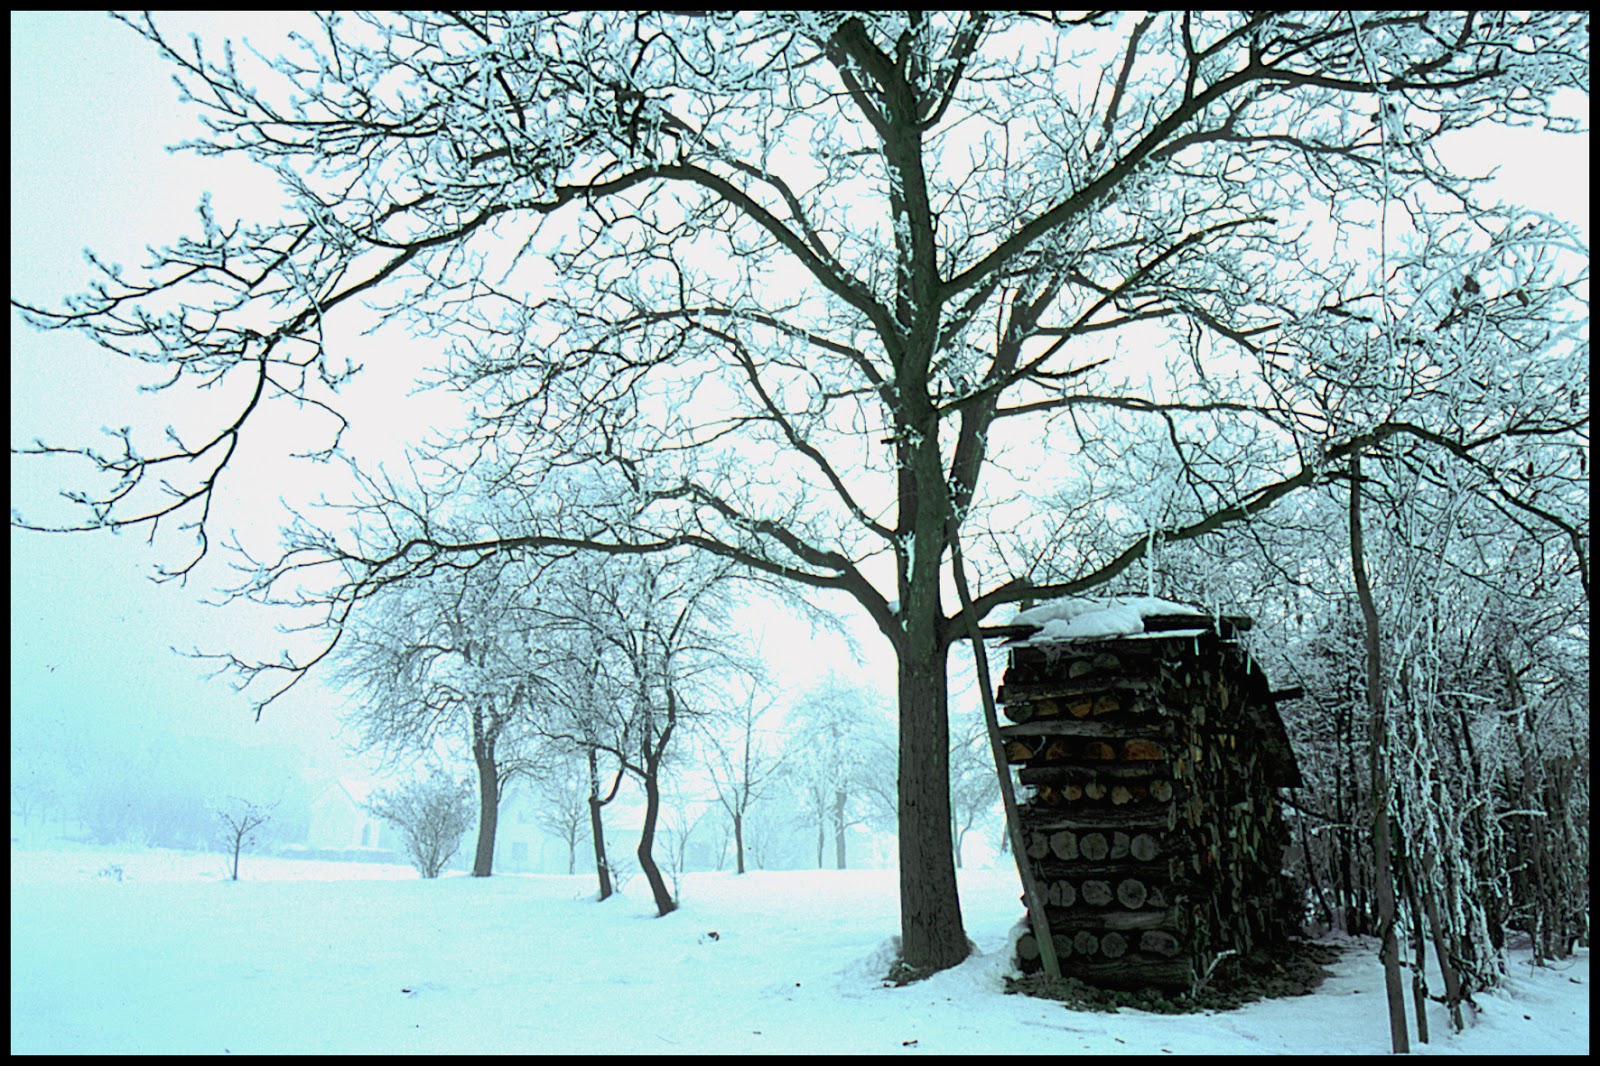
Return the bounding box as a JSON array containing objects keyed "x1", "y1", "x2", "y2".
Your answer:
[{"x1": 998, "y1": 607, "x2": 1302, "y2": 992}]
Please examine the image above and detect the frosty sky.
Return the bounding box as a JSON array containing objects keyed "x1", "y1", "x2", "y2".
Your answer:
[{"x1": 9, "y1": 12, "x2": 1590, "y2": 799}]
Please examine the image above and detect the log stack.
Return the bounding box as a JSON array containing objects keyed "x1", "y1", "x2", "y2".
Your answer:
[{"x1": 999, "y1": 609, "x2": 1301, "y2": 992}]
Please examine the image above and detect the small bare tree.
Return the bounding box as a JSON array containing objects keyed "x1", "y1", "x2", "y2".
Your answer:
[
  {"x1": 367, "y1": 774, "x2": 474, "y2": 879},
  {"x1": 524, "y1": 744, "x2": 593, "y2": 875},
  {"x1": 216, "y1": 798, "x2": 274, "y2": 882},
  {"x1": 947, "y1": 710, "x2": 998, "y2": 870},
  {"x1": 703, "y1": 688, "x2": 788, "y2": 874},
  {"x1": 786, "y1": 674, "x2": 897, "y2": 870}
]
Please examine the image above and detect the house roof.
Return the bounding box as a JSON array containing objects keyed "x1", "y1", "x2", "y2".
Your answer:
[{"x1": 311, "y1": 778, "x2": 378, "y2": 810}]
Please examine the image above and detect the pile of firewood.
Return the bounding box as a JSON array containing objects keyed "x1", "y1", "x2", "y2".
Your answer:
[{"x1": 999, "y1": 625, "x2": 1300, "y2": 991}]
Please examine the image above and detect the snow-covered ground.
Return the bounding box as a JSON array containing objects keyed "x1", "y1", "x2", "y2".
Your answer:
[{"x1": 10, "y1": 844, "x2": 1588, "y2": 1055}]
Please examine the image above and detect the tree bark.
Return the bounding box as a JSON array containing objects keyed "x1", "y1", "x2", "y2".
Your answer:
[
  {"x1": 733, "y1": 809, "x2": 746, "y2": 875},
  {"x1": 834, "y1": 788, "x2": 848, "y2": 870},
  {"x1": 635, "y1": 708, "x2": 677, "y2": 917},
  {"x1": 816, "y1": 794, "x2": 826, "y2": 869},
  {"x1": 1350, "y1": 450, "x2": 1410, "y2": 1054},
  {"x1": 472, "y1": 731, "x2": 499, "y2": 878},
  {"x1": 895, "y1": 647, "x2": 969, "y2": 974},
  {"x1": 636, "y1": 755, "x2": 676, "y2": 916},
  {"x1": 587, "y1": 747, "x2": 613, "y2": 901}
]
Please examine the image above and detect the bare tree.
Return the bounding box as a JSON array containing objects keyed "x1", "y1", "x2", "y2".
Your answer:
[
  {"x1": 946, "y1": 710, "x2": 997, "y2": 870},
  {"x1": 215, "y1": 798, "x2": 274, "y2": 882},
  {"x1": 523, "y1": 745, "x2": 592, "y2": 876},
  {"x1": 1349, "y1": 448, "x2": 1409, "y2": 1053},
  {"x1": 367, "y1": 773, "x2": 475, "y2": 879},
  {"x1": 528, "y1": 549, "x2": 747, "y2": 916},
  {"x1": 524, "y1": 612, "x2": 631, "y2": 899},
  {"x1": 656, "y1": 786, "x2": 715, "y2": 898},
  {"x1": 703, "y1": 688, "x2": 787, "y2": 875},
  {"x1": 14, "y1": 11, "x2": 1587, "y2": 975},
  {"x1": 330, "y1": 544, "x2": 549, "y2": 877},
  {"x1": 786, "y1": 674, "x2": 897, "y2": 870}
]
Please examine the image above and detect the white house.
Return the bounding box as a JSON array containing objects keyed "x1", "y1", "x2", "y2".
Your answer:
[
  {"x1": 488, "y1": 783, "x2": 580, "y2": 874},
  {"x1": 307, "y1": 778, "x2": 394, "y2": 854}
]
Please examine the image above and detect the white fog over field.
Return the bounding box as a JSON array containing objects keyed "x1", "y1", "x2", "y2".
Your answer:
[{"x1": 10, "y1": 845, "x2": 1589, "y2": 1055}]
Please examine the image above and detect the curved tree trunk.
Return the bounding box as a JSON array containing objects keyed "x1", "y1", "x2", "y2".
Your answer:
[
  {"x1": 733, "y1": 810, "x2": 746, "y2": 875},
  {"x1": 634, "y1": 697, "x2": 677, "y2": 917},
  {"x1": 637, "y1": 758, "x2": 676, "y2": 916}
]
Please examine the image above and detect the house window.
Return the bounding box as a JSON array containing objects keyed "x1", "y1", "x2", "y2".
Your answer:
[
  {"x1": 511, "y1": 842, "x2": 529, "y2": 868},
  {"x1": 361, "y1": 824, "x2": 370, "y2": 847}
]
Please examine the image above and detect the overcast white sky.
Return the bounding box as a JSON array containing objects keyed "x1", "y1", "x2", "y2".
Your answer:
[
  {"x1": 9, "y1": 13, "x2": 1589, "y2": 798},
  {"x1": 8, "y1": 12, "x2": 895, "y2": 794}
]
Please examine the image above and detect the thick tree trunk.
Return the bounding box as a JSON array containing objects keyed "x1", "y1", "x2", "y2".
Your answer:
[
  {"x1": 588, "y1": 748, "x2": 613, "y2": 901},
  {"x1": 896, "y1": 648, "x2": 969, "y2": 974},
  {"x1": 472, "y1": 743, "x2": 499, "y2": 878}
]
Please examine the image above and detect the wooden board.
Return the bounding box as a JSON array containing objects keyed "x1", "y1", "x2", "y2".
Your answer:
[{"x1": 1000, "y1": 719, "x2": 1172, "y2": 739}]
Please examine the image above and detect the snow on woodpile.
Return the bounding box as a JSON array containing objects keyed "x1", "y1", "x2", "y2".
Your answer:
[{"x1": 1010, "y1": 595, "x2": 1208, "y2": 644}]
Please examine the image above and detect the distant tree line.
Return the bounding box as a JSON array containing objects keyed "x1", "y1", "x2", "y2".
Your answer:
[{"x1": 10, "y1": 731, "x2": 310, "y2": 853}]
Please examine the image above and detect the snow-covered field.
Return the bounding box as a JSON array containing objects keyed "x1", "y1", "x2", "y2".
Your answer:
[{"x1": 10, "y1": 845, "x2": 1588, "y2": 1055}]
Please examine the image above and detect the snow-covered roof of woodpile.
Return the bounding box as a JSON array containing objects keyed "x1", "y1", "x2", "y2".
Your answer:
[{"x1": 1003, "y1": 595, "x2": 1246, "y2": 646}]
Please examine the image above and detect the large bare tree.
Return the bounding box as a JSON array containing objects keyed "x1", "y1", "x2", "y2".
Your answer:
[
  {"x1": 13, "y1": 12, "x2": 1587, "y2": 974},
  {"x1": 330, "y1": 541, "x2": 548, "y2": 877},
  {"x1": 528, "y1": 548, "x2": 747, "y2": 916}
]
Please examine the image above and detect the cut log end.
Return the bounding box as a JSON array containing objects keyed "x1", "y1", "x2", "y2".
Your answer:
[
  {"x1": 1081, "y1": 879, "x2": 1113, "y2": 906},
  {"x1": 1140, "y1": 930, "x2": 1182, "y2": 957},
  {"x1": 1117, "y1": 877, "x2": 1149, "y2": 909}
]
